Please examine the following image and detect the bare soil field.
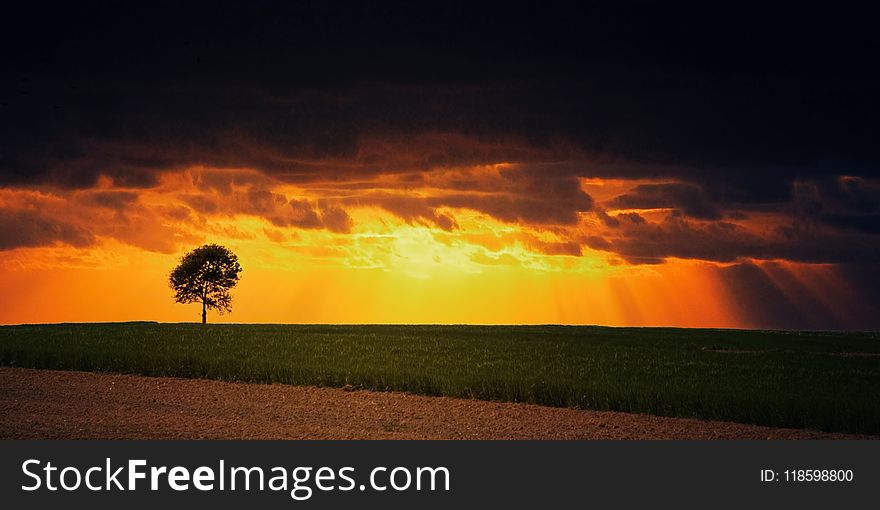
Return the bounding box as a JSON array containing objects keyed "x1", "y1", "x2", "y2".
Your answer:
[{"x1": 0, "y1": 367, "x2": 872, "y2": 440}]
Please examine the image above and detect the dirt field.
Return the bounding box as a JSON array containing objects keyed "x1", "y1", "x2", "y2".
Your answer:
[{"x1": 0, "y1": 367, "x2": 871, "y2": 440}]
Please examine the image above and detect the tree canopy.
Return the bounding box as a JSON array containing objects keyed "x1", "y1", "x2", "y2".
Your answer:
[{"x1": 169, "y1": 244, "x2": 242, "y2": 323}]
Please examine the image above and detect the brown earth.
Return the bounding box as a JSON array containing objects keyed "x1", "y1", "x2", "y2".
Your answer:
[{"x1": 0, "y1": 367, "x2": 872, "y2": 440}]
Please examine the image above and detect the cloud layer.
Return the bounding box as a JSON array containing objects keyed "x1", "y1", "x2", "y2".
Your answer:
[{"x1": 1, "y1": 2, "x2": 878, "y2": 328}]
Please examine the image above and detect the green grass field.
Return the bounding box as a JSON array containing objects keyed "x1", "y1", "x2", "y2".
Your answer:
[{"x1": 1, "y1": 323, "x2": 878, "y2": 434}]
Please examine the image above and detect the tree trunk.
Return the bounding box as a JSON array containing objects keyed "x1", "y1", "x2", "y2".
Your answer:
[{"x1": 201, "y1": 299, "x2": 207, "y2": 324}]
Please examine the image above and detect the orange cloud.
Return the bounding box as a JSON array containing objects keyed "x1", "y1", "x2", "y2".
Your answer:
[{"x1": 0, "y1": 163, "x2": 878, "y2": 329}]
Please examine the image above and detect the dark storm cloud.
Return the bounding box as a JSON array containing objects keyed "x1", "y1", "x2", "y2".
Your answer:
[
  {"x1": 585, "y1": 206, "x2": 880, "y2": 266},
  {"x1": 176, "y1": 181, "x2": 354, "y2": 234},
  {"x1": 1, "y1": 2, "x2": 878, "y2": 267},
  {"x1": 319, "y1": 203, "x2": 354, "y2": 234},
  {"x1": 3, "y1": 2, "x2": 879, "y2": 187},
  {"x1": 83, "y1": 191, "x2": 139, "y2": 210},
  {"x1": 790, "y1": 176, "x2": 880, "y2": 234},
  {"x1": 180, "y1": 194, "x2": 220, "y2": 214},
  {"x1": 0, "y1": 209, "x2": 94, "y2": 250},
  {"x1": 340, "y1": 165, "x2": 593, "y2": 229},
  {"x1": 606, "y1": 183, "x2": 721, "y2": 220}
]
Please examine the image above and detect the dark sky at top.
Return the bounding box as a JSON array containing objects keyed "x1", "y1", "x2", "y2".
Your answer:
[{"x1": 3, "y1": 1, "x2": 878, "y2": 188}]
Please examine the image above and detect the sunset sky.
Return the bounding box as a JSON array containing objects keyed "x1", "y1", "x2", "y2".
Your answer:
[{"x1": 1, "y1": 2, "x2": 878, "y2": 329}]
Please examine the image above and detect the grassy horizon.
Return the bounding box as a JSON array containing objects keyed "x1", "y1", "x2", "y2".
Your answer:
[{"x1": 1, "y1": 322, "x2": 878, "y2": 435}]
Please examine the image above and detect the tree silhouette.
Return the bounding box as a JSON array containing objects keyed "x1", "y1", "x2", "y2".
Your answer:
[{"x1": 169, "y1": 244, "x2": 242, "y2": 324}]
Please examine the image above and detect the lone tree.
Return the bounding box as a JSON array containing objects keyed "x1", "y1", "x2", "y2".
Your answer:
[{"x1": 169, "y1": 244, "x2": 242, "y2": 324}]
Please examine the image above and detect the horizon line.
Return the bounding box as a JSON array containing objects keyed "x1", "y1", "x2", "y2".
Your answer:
[{"x1": 1, "y1": 321, "x2": 875, "y2": 334}]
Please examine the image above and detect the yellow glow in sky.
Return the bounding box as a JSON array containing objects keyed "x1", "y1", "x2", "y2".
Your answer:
[{"x1": 0, "y1": 168, "x2": 865, "y2": 328}]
